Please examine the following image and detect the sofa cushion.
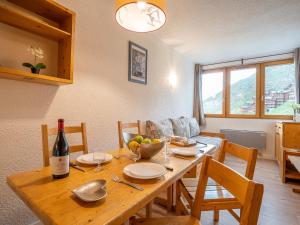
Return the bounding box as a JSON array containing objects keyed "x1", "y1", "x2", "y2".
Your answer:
[
  {"x1": 171, "y1": 117, "x2": 190, "y2": 138},
  {"x1": 188, "y1": 117, "x2": 201, "y2": 137},
  {"x1": 146, "y1": 119, "x2": 174, "y2": 138}
]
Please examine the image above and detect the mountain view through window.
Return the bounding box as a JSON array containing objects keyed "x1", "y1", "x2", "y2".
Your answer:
[
  {"x1": 229, "y1": 68, "x2": 257, "y2": 115},
  {"x1": 202, "y1": 63, "x2": 296, "y2": 116},
  {"x1": 264, "y1": 63, "x2": 295, "y2": 115}
]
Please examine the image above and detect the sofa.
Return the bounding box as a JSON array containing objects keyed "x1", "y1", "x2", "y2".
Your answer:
[{"x1": 146, "y1": 116, "x2": 224, "y2": 150}]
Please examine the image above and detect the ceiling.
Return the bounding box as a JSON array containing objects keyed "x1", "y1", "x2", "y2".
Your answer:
[{"x1": 156, "y1": 0, "x2": 300, "y2": 64}]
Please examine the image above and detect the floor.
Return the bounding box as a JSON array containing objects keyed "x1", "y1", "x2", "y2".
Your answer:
[{"x1": 143, "y1": 157, "x2": 300, "y2": 225}]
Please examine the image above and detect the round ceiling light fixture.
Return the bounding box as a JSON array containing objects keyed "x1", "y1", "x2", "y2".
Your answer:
[{"x1": 115, "y1": 0, "x2": 167, "y2": 33}]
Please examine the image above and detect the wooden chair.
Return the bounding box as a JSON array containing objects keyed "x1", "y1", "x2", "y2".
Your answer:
[
  {"x1": 117, "y1": 120, "x2": 141, "y2": 148},
  {"x1": 199, "y1": 131, "x2": 225, "y2": 139},
  {"x1": 117, "y1": 120, "x2": 154, "y2": 217},
  {"x1": 132, "y1": 155, "x2": 264, "y2": 225},
  {"x1": 177, "y1": 140, "x2": 258, "y2": 222},
  {"x1": 282, "y1": 149, "x2": 300, "y2": 193},
  {"x1": 41, "y1": 122, "x2": 88, "y2": 167}
]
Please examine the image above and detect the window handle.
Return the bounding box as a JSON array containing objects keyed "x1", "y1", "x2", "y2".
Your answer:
[{"x1": 261, "y1": 95, "x2": 264, "y2": 101}]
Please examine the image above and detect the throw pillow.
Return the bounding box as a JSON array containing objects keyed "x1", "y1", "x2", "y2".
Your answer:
[
  {"x1": 171, "y1": 117, "x2": 190, "y2": 137},
  {"x1": 189, "y1": 117, "x2": 201, "y2": 137},
  {"x1": 146, "y1": 119, "x2": 174, "y2": 138}
]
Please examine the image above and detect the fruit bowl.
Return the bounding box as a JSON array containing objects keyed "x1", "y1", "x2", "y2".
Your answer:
[{"x1": 122, "y1": 132, "x2": 165, "y2": 159}]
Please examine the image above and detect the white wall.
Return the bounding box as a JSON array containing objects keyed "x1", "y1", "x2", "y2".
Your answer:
[
  {"x1": 0, "y1": 1, "x2": 194, "y2": 225},
  {"x1": 203, "y1": 118, "x2": 280, "y2": 159}
]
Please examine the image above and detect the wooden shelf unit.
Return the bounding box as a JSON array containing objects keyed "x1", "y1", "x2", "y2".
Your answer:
[
  {"x1": 0, "y1": 66, "x2": 72, "y2": 85},
  {"x1": 0, "y1": 0, "x2": 75, "y2": 85},
  {"x1": 275, "y1": 122, "x2": 300, "y2": 183}
]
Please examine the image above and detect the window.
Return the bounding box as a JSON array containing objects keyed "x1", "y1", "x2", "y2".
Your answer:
[
  {"x1": 228, "y1": 67, "x2": 259, "y2": 116},
  {"x1": 262, "y1": 60, "x2": 295, "y2": 118},
  {"x1": 202, "y1": 59, "x2": 295, "y2": 119},
  {"x1": 202, "y1": 71, "x2": 224, "y2": 116}
]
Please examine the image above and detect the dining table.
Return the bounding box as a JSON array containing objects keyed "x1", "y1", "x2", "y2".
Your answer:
[{"x1": 7, "y1": 144, "x2": 216, "y2": 225}]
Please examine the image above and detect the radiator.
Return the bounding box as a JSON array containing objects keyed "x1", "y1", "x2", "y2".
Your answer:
[{"x1": 220, "y1": 129, "x2": 267, "y2": 152}]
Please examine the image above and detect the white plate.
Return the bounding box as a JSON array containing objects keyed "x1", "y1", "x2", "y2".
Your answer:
[
  {"x1": 171, "y1": 147, "x2": 197, "y2": 156},
  {"x1": 123, "y1": 163, "x2": 167, "y2": 179},
  {"x1": 76, "y1": 152, "x2": 113, "y2": 165}
]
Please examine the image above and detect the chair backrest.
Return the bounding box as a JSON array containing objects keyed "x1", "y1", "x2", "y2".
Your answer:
[
  {"x1": 200, "y1": 131, "x2": 225, "y2": 139},
  {"x1": 217, "y1": 140, "x2": 258, "y2": 179},
  {"x1": 41, "y1": 122, "x2": 88, "y2": 167},
  {"x1": 192, "y1": 155, "x2": 264, "y2": 225},
  {"x1": 117, "y1": 120, "x2": 141, "y2": 148}
]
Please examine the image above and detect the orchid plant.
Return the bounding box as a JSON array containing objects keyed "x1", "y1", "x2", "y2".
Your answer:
[{"x1": 22, "y1": 46, "x2": 46, "y2": 74}]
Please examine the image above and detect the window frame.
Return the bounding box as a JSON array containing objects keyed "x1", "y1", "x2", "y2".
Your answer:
[
  {"x1": 260, "y1": 59, "x2": 294, "y2": 120},
  {"x1": 201, "y1": 69, "x2": 226, "y2": 118},
  {"x1": 226, "y1": 64, "x2": 261, "y2": 118},
  {"x1": 202, "y1": 59, "x2": 295, "y2": 120}
]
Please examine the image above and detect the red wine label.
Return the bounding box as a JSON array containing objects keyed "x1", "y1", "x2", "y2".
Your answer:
[{"x1": 50, "y1": 155, "x2": 69, "y2": 175}]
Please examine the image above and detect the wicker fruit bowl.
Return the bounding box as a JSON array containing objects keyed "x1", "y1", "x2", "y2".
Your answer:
[{"x1": 122, "y1": 132, "x2": 165, "y2": 159}]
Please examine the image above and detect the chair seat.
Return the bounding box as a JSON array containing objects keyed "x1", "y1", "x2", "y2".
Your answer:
[
  {"x1": 204, "y1": 188, "x2": 234, "y2": 200},
  {"x1": 132, "y1": 216, "x2": 201, "y2": 225},
  {"x1": 183, "y1": 178, "x2": 234, "y2": 200},
  {"x1": 183, "y1": 177, "x2": 219, "y2": 187}
]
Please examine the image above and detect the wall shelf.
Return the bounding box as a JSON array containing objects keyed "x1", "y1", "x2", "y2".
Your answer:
[
  {"x1": 0, "y1": 67, "x2": 73, "y2": 85},
  {"x1": 7, "y1": 0, "x2": 73, "y2": 22},
  {"x1": 0, "y1": 0, "x2": 75, "y2": 85},
  {"x1": 0, "y1": 2, "x2": 71, "y2": 40}
]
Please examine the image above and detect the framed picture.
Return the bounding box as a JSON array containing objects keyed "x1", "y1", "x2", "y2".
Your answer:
[{"x1": 128, "y1": 41, "x2": 148, "y2": 84}]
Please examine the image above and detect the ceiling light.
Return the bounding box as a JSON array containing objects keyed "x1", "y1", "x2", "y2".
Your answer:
[{"x1": 115, "y1": 0, "x2": 167, "y2": 33}]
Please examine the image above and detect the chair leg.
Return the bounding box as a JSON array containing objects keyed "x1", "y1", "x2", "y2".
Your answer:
[
  {"x1": 146, "y1": 202, "x2": 153, "y2": 218},
  {"x1": 214, "y1": 209, "x2": 220, "y2": 222}
]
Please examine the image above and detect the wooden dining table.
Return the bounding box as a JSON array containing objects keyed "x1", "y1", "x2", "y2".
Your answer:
[{"x1": 7, "y1": 144, "x2": 216, "y2": 225}]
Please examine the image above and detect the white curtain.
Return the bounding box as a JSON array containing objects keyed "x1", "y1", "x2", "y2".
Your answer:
[
  {"x1": 193, "y1": 64, "x2": 206, "y2": 125},
  {"x1": 295, "y1": 48, "x2": 300, "y2": 104}
]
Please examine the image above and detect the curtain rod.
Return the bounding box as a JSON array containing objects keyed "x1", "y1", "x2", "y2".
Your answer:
[{"x1": 202, "y1": 51, "x2": 294, "y2": 67}]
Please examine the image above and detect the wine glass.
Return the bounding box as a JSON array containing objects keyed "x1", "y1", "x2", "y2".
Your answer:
[
  {"x1": 163, "y1": 136, "x2": 171, "y2": 162},
  {"x1": 132, "y1": 147, "x2": 141, "y2": 162},
  {"x1": 93, "y1": 152, "x2": 104, "y2": 172}
]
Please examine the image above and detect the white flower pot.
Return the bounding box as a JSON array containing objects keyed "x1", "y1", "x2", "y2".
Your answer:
[{"x1": 296, "y1": 114, "x2": 300, "y2": 122}]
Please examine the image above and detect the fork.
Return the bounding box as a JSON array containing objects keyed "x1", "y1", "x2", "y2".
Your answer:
[{"x1": 112, "y1": 175, "x2": 144, "y2": 191}]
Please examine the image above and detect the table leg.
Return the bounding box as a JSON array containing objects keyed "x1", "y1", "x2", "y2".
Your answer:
[
  {"x1": 167, "y1": 185, "x2": 174, "y2": 211},
  {"x1": 154, "y1": 184, "x2": 175, "y2": 212},
  {"x1": 146, "y1": 201, "x2": 153, "y2": 218}
]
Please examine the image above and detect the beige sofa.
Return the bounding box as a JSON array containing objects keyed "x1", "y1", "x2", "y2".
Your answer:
[
  {"x1": 146, "y1": 116, "x2": 224, "y2": 149},
  {"x1": 146, "y1": 116, "x2": 224, "y2": 177}
]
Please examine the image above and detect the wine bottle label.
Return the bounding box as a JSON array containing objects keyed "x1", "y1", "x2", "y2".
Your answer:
[{"x1": 50, "y1": 155, "x2": 69, "y2": 175}]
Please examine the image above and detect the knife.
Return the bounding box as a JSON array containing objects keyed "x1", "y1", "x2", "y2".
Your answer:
[
  {"x1": 163, "y1": 164, "x2": 174, "y2": 171},
  {"x1": 70, "y1": 162, "x2": 86, "y2": 172}
]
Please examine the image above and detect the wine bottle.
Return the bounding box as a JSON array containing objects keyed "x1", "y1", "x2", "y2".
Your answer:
[{"x1": 50, "y1": 119, "x2": 70, "y2": 179}]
